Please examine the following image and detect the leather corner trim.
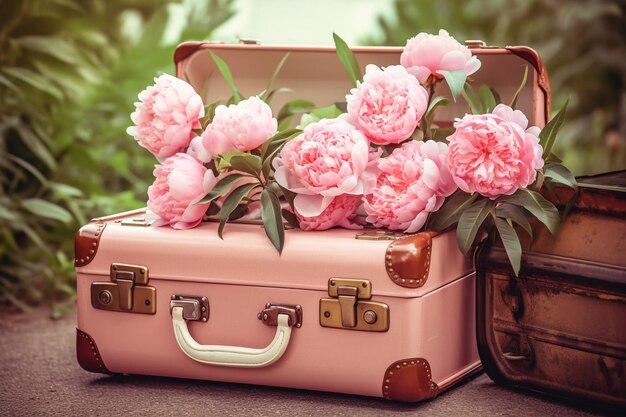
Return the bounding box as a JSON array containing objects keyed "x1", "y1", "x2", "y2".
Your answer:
[
  {"x1": 385, "y1": 232, "x2": 436, "y2": 288},
  {"x1": 74, "y1": 222, "x2": 105, "y2": 267},
  {"x1": 506, "y1": 46, "x2": 552, "y2": 122},
  {"x1": 76, "y1": 328, "x2": 110, "y2": 374},
  {"x1": 174, "y1": 41, "x2": 206, "y2": 65},
  {"x1": 382, "y1": 357, "x2": 439, "y2": 402}
]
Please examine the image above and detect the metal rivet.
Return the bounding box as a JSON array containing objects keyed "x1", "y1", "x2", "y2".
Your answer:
[
  {"x1": 263, "y1": 314, "x2": 268, "y2": 320},
  {"x1": 396, "y1": 365, "x2": 401, "y2": 369},
  {"x1": 330, "y1": 280, "x2": 336, "y2": 286},
  {"x1": 140, "y1": 269, "x2": 145, "y2": 274},
  {"x1": 112, "y1": 265, "x2": 117, "y2": 270},
  {"x1": 144, "y1": 299, "x2": 150, "y2": 306},
  {"x1": 202, "y1": 306, "x2": 206, "y2": 312},
  {"x1": 90, "y1": 250, "x2": 94, "y2": 254},
  {"x1": 363, "y1": 310, "x2": 377, "y2": 324},
  {"x1": 98, "y1": 290, "x2": 112, "y2": 305},
  {"x1": 324, "y1": 311, "x2": 330, "y2": 318},
  {"x1": 362, "y1": 282, "x2": 367, "y2": 288},
  {"x1": 92, "y1": 243, "x2": 97, "y2": 247}
]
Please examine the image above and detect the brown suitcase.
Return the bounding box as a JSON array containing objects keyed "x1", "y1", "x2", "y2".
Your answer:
[{"x1": 476, "y1": 170, "x2": 626, "y2": 408}]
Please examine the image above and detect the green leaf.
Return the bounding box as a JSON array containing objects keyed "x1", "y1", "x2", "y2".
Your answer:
[
  {"x1": 197, "y1": 173, "x2": 246, "y2": 204},
  {"x1": 539, "y1": 98, "x2": 569, "y2": 158},
  {"x1": 6, "y1": 154, "x2": 48, "y2": 186},
  {"x1": 260, "y1": 128, "x2": 302, "y2": 160},
  {"x1": 209, "y1": 51, "x2": 241, "y2": 103},
  {"x1": 264, "y1": 87, "x2": 292, "y2": 105},
  {"x1": 509, "y1": 66, "x2": 529, "y2": 109},
  {"x1": 495, "y1": 203, "x2": 532, "y2": 238},
  {"x1": 427, "y1": 191, "x2": 478, "y2": 231},
  {"x1": 260, "y1": 189, "x2": 285, "y2": 253},
  {"x1": 311, "y1": 104, "x2": 343, "y2": 120},
  {"x1": 15, "y1": 36, "x2": 81, "y2": 65},
  {"x1": 2, "y1": 67, "x2": 63, "y2": 100},
  {"x1": 261, "y1": 130, "x2": 301, "y2": 179},
  {"x1": 478, "y1": 84, "x2": 497, "y2": 112},
  {"x1": 260, "y1": 52, "x2": 290, "y2": 101},
  {"x1": 456, "y1": 198, "x2": 493, "y2": 254},
  {"x1": 22, "y1": 199, "x2": 72, "y2": 224},
  {"x1": 229, "y1": 154, "x2": 262, "y2": 177},
  {"x1": 461, "y1": 83, "x2": 484, "y2": 113},
  {"x1": 333, "y1": 32, "x2": 362, "y2": 87},
  {"x1": 543, "y1": 163, "x2": 578, "y2": 190},
  {"x1": 437, "y1": 70, "x2": 467, "y2": 101},
  {"x1": 281, "y1": 208, "x2": 300, "y2": 229},
  {"x1": 218, "y1": 183, "x2": 260, "y2": 238},
  {"x1": 277, "y1": 99, "x2": 316, "y2": 121},
  {"x1": 426, "y1": 96, "x2": 449, "y2": 117},
  {"x1": 500, "y1": 189, "x2": 560, "y2": 236},
  {"x1": 494, "y1": 217, "x2": 523, "y2": 277}
]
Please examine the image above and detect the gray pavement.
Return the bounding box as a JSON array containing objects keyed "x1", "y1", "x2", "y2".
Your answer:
[{"x1": 0, "y1": 308, "x2": 613, "y2": 416}]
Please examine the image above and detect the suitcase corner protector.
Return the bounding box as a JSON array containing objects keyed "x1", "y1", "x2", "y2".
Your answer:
[
  {"x1": 382, "y1": 357, "x2": 439, "y2": 402},
  {"x1": 76, "y1": 328, "x2": 111, "y2": 374}
]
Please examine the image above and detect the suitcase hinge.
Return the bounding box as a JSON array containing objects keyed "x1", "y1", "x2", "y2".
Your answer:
[
  {"x1": 319, "y1": 279, "x2": 389, "y2": 332},
  {"x1": 90, "y1": 263, "x2": 156, "y2": 314}
]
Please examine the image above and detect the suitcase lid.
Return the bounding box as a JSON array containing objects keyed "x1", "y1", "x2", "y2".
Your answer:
[
  {"x1": 76, "y1": 209, "x2": 472, "y2": 298},
  {"x1": 174, "y1": 41, "x2": 551, "y2": 127}
]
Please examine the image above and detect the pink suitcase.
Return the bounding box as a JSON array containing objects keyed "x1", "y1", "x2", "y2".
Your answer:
[{"x1": 75, "y1": 41, "x2": 549, "y2": 402}]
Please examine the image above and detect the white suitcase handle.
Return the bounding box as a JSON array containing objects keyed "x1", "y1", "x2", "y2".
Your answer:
[{"x1": 171, "y1": 302, "x2": 302, "y2": 368}]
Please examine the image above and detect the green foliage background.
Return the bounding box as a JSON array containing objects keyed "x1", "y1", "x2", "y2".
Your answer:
[
  {"x1": 368, "y1": 0, "x2": 626, "y2": 175},
  {"x1": 0, "y1": 0, "x2": 234, "y2": 315},
  {"x1": 1, "y1": 0, "x2": 624, "y2": 314}
]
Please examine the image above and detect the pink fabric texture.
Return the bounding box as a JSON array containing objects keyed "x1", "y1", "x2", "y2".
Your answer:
[
  {"x1": 296, "y1": 194, "x2": 363, "y2": 231},
  {"x1": 346, "y1": 65, "x2": 429, "y2": 145},
  {"x1": 400, "y1": 29, "x2": 481, "y2": 84},
  {"x1": 201, "y1": 96, "x2": 277, "y2": 155},
  {"x1": 127, "y1": 74, "x2": 204, "y2": 160},
  {"x1": 148, "y1": 153, "x2": 217, "y2": 229},
  {"x1": 447, "y1": 104, "x2": 544, "y2": 199},
  {"x1": 364, "y1": 140, "x2": 456, "y2": 233},
  {"x1": 273, "y1": 118, "x2": 380, "y2": 217}
]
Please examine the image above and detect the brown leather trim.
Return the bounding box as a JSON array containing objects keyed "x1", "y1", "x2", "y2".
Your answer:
[
  {"x1": 382, "y1": 358, "x2": 439, "y2": 402},
  {"x1": 385, "y1": 232, "x2": 437, "y2": 288},
  {"x1": 174, "y1": 41, "x2": 206, "y2": 66},
  {"x1": 506, "y1": 46, "x2": 551, "y2": 122},
  {"x1": 74, "y1": 222, "x2": 105, "y2": 267},
  {"x1": 76, "y1": 328, "x2": 111, "y2": 374}
]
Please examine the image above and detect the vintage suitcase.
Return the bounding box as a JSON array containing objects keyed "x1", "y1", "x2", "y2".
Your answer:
[
  {"x1": 76, "y1": 41, "x2": 550, "y2": 402},
  {"x1": 476, "y1": 170, "x2": 626, "y2": 407}
]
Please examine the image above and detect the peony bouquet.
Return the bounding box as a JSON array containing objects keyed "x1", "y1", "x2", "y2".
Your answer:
[{"x1": 127, "y1": 30, "x2": 576, "y2": 276}]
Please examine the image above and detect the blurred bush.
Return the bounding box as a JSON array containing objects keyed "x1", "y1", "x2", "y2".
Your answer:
[
  {"x1": 0, "y1": 0, "x2": 234, "y2": 315},
  {"x1": 369, "y1": 0, "x2": 626, "y2": 175}
]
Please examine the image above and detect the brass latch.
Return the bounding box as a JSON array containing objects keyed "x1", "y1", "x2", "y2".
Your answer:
[
  {"x1": 91, "y1": 263, "x2": 156, "y2": 314},
  {"x1": 319, "y1": 279, "x2": 389, "y2": 332}
]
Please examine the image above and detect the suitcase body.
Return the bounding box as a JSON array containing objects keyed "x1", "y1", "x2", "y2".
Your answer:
[
  {"x1": 76, "y1": 41, "x2": 549, "y2": 401},
  {"x1": 476, "y1": 171, "x2": 626, "y2": 407}
]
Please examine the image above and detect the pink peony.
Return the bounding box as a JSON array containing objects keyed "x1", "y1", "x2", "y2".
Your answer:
[
  {"x1": 127, "y1": 74, "x2": 204, "y2": 160},
  {"x1": 346, "y1": 65, "x2": 428, "y2": 145},
  {"x1": 447, "y1": 104, "x2": 544, "y2": 199},
  {"x1": 401, "y1": 29, "x2": 481, "y2": 84},
  {"x1": 273, "y1": 118, "x2": 380, "y2": 217},
  {"x1": 148, "y1": 153, "x2": 217, "y2": 229},
  {"x1": 186, "y1": 136, "x2": 212, "y2": 163},
  {"x1": 201, "y1": 96, "x2": 277, "y2": 155},
  {"x1": 364, "y1": 140, "x2": 456, "y2": 233},
  {"x1": 296, "y1": 194, "x2": 363, "y2": 231}
]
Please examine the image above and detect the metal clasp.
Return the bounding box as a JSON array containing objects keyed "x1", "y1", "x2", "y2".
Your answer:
[
  {"x1": 170, "y1": 295, "x2": 209, "y2": 322},
  {"x1": 319, "y1": 279, "x2": 389, "y2": 332},
  {"x1": 258, "y1": 303, "x2": 303, "y2": 328},
  {"x1": 91, "y1": 263, "x2": 156, "y2": 314}
]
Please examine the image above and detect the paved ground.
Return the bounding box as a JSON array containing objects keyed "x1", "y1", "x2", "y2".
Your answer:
[{"x1": 0, "y1": 308, "x2": 617, "y2": 416}]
